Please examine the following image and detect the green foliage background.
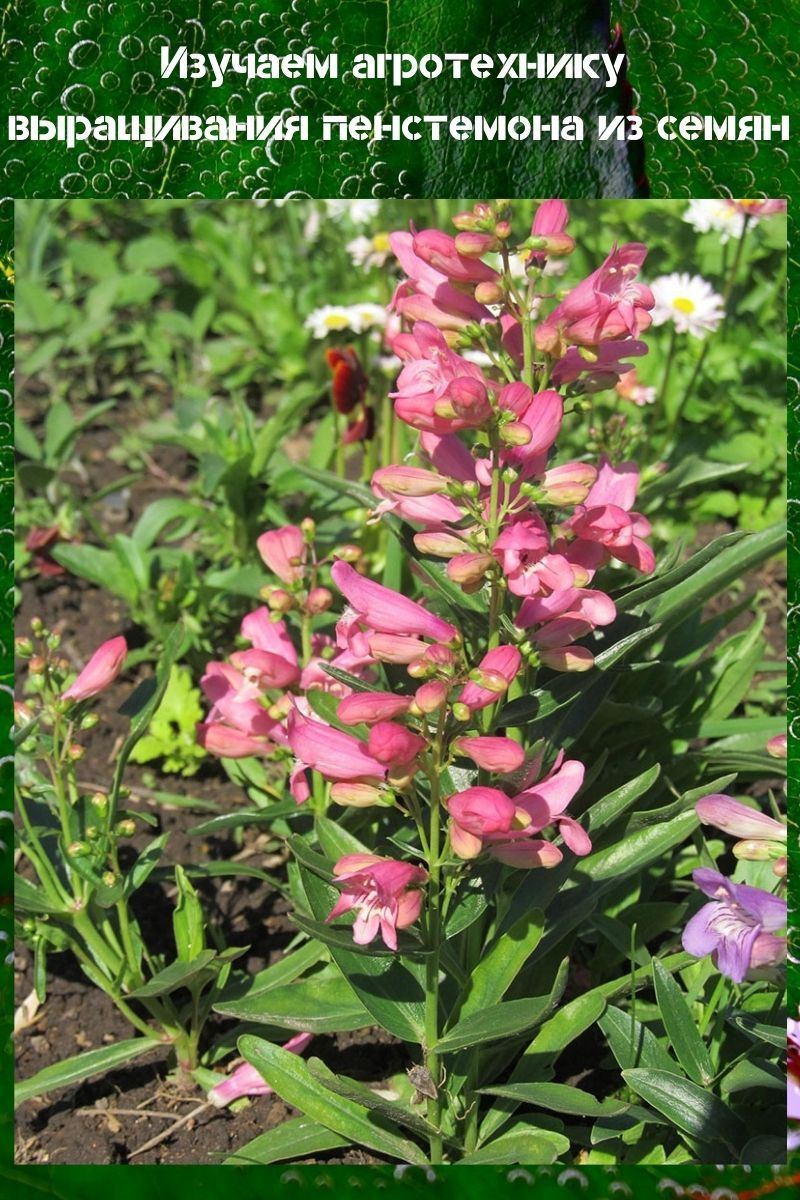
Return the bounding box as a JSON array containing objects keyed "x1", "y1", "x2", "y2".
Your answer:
[{"x1": 1, "y1": 0, "x2": 796, "y2": 1192}]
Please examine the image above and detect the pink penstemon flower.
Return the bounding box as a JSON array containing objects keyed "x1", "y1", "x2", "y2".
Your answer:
[
  {"x1": 256, "y1": 525, "x2": 307, "y2": 585},
  {"x1": 326, "y1": 854, "x2": 428, "y2": 950},
  {"x1": 62, "y1": 636, "x2": 127, "y2": 702}
]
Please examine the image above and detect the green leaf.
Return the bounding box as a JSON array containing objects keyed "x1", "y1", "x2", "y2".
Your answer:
[
  {"x1": 458, "y1": 910, "x2": 544, "y2": 1020},
  {"x1": 436, "y1": 996, "x2": 554, "y2": 1054},
  {"x1": 238, "y1": 1037, "x2": 428, "y2": 1165},
  {"x1": 214, "y1": 971, "x2": 373, "y2": 1034},
  {"x1": 599, "y1": 1005, "x2": 678, "y2": 1074},
  {"x1": 721, "y1": 1058, "x2": 786, "y2": 1096},
  {"x1": 622, "y1": 1068, "x2": 745, "y2": 1150},
  {"x1": 126, "y1": 949, "x2": 217, "y2": 999},
  {"x1": 228, "y1": 941, "x2": 327, "y2": 1001},
  {"x1": 15, "y1": 1038, "x2": 161, "y2": 1107},
  {"x1": 188, "y1": 801, "x2": 299, "y2": 835},
  {"x1": 251, "y1": 386, "x2": 316, "y2": 476},
  {"x1": 131, "y1": 498, "x2": 202, "y2": 550},
  {"x1": 15, "y1": 876, "x2": 66, "y2": 915},
  {"x1": 306, "y1": 1057, "x2": 438, "y2": 1143},
  {"x1": 222, "y1": 1117, "x2": 348, "y2": 1166},
  {"x1": 123, "y1": 832, "x2": 170, "y2": 898},
  {"x1": 50, "y1": 543, "x2": 137, "y2": 604},
  {"x1": 639, "y1": 523, "x2": 785, "y2": 630},
  {"x1": 480, "y1": 1082, "x2": 629, "y2": 1118},
  {"x1": 727, "y1": 1012, "x2": 786, "y2": 1049},
  {"x1": 172, "y1": 864, "x2": 206, "y2": 963},
  {"x1": 652, "y1": 958, "x2": 713, "y2": 1086},
  {"x1": 111, "y1": 621, "x2": 185, "y2": 800},
  {"x1": 585, "y1": 764, "x2": 661, "y2": 833},
  {"x1": 580, "y1": 810, "x2": 698, "y2": 883},
  {"x1": 459, "y1": 1122, "x2": 569, "y2": 1164}
]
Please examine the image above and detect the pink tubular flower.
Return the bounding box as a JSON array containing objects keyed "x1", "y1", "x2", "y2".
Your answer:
[
  {"x1": 372, "y1": 466, "x2": 449, "y2": 497},
  {"x1": 459, "y1": 645, "x2": 522, "y2": 711},
  {"x1": 390, "y1": 232, "x2": 491, "y2": 330},
  {"x1": 332, "y1": 559, "x2": 459, "y2": 644},
  {"x1": 725, "y1": 199, "x2": 786, "y2": 218},
  {"x1": 229, "y1": 648, "x2": 300, "y2": 691},
  {"x1": 566, "y1": 456, "x2": 655, "y2": 575},
  {"x1": 682, "y1": 869, "x2": 787, "y2": 983},
  {"x1": 372, "y1": 468, "x2": 464, "y2": 528},
  {"x1": 200, "y1": 661, "x2": 283, "y2": 740},
  {"x1": 197, "y1": 722, "x2": 273, "y2": 759},
  {"x1": 512, "y1": 755, "x2": 590, "y2": 856},
  {"x1": 696, "y1": 794, "x2": 786, "y2": 843},
  {"x1": 538, "y1": 462, "x2": 598, "y2": 506},
  {"x1": 536, "y1": 244, "x2": 654, "y2": 356},
  {"x1": 454, "y1": 736, "x2": 525, "y2": 773},
  {"x1": 287, "y1": 707, "x2": 386, "y2": 803},
  {"x1": 550, "y1": 339, "x2": 648, "y2": 389},
  {"x1": 493, "y1": 517, "x2": 578, "y2": 598},
  {"x1": 337, "y1": 692, "x2": 413, "y2": 725},
  {"x1": 412, "y1": 229, "x2": 500, "y2": 284},
  {"x1": 208, "y1": 1032, "x2": 314, "y2": 1107},
  {"x1": 257, "y1": 526, "x2": 306, "y2": 585},
  {"x1": 326, "y1": 854, "x2": 428, "y2": 951},
  {"x1": 368, "y1": 721, "x2": 426, "y2": 768},
  {"x1": 498, "y1": 385, "x2": 563, "y2": 475},
  {"x1": 446, "y1": 787, "x2": 521, "y2": 859},
  {"x1": 62, "y1": 636, "x2": 128, "y2": 702},
  {"x1": 390, "y1": 320, "x2": 491, "y2": 434}
]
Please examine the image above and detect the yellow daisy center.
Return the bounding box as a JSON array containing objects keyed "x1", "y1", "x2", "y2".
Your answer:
[
  {"x1": 323, "y1": 313, "x2": 350, "y2": 329},
  {"x1": 372, "y1": 232, "x2": 391, "y2": 253},
  {"x1": 672, "y1": 296, "x2": 696, "y2": 314}
]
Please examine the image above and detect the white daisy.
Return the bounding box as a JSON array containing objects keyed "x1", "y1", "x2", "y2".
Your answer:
[
  {"x1": 347, "y1": 232, "x2": 392, "y2": 269},
  {"x1": 347, "y1": 302, "x2": 387, "y2": 331},
  {"x1": 304, "y1": 305, "x2": 358, "y2": 339},
  {"x1": 325, "y1": 199, "x2": 381, "y2": 224},
  {"x1": 650, "y1": 273, "x2": 725, "y2": 338},
  {"x1": 683, "y1": 199, "x2": 746, "y2": 243}
]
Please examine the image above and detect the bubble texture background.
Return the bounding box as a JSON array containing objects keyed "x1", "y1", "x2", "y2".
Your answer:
[
  {"x1": 1, "y1": 0, "x2": 797, "y2": 1191},
  {"x1": 1, "y1": 1, "x2": 642, "y2": 200}
]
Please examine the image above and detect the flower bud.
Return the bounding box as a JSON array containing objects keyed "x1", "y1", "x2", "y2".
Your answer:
[
  {"x1": 373, "y1": 466, "x2": 448, "y2": 496},
  {"x1": 538, "y1": 462, "x2": 598, "y2": 506},
  {"x1": 90, "y1": 792, "x2": 109, "y2": 814},
  {"x1": 773, "y1": 856, "x2": 787, "y2": 878},
  {"x1": 539, "y1": 646, "x2": 594, "y2": 672},
  {"x1": 46, "y1": 633, "x2": 61, "y2": 650},
  {"x1": 452, "y1": 210, "x2": 481, "y2": 232},
  {"x1": 68, "y1": 743, "x2": 85, "y2": 761},
  {"x1": 80, "y1": 712, "x2": 99, "y2": 730},
  {"x1": 330, "y1": 781, "x2": 384, "y2": 808},
  {"x1": 499, "y1": 421, "x2": 532, "y2": 447},
  {"x1": 267, "y1": 588, "x2": 294, "y2": 613},
  {"x1": 29, "y1": 655, "x2": 46, "y2": 675},
  {"x1": 102, "y1": 872, "x2": 118, "y2": 888},
  {"x1": 767, "y1": 733, "x2": 787, "y2": 759},
  {"x1": 414, "y1": 681, "x2": 449, "y2": 714},
  {"x1": 334, "y1": 543, "x2": 363, "y2": 563},
  {"x1": 407, "y1": 657, "x2": 435, "y2": 680},
  {"x1": 300, "y1": 517, "x2": 316, "y2": 540},
  {"x1": 115, "y1": 819, "x2": 136, "y2": 838},
  {"x1": 447, "y1": 553, "x2": 493, "y2": 587},
  {"x1": 468, "y1": 669, "x2": 509, "y2": 693},
  {"x1": 67, "y1": 840, "x2": 91, "y2": 858},
  {"x1": 455, "y1": 231, "x2": 499, "y2": 257},
  {"x1": 306, "y1": 587, "x2": 333, "y2": 615},
  {"x1": 15, "y1": 637, "x2": 33, "y2": 658},
  {"x1": 62, "y1": 636, "x2": 128, "y2": 703},
  {"x1": 471, "y1": 280, "x2": 504, "y2": 306},
  {"x1": 14, "y1": 700, "x2": 33, "y2": 725},
  {"x1": 452, "y1": 702, "x2": 471, "y2": 722},
  {"x1": 30, "y1": 616, "x2": 46, "y2": 637},
  {"x1": 413, "y1": 531, "x2": 469, "y2": 558},
  {"x1": 368, "y1": 722, "x2": 426, "y2": 768}
]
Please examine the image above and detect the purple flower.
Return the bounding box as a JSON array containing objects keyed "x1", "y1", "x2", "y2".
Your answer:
[{"x1": 681, "y1": 869, "x2": 786, "y2": 983}]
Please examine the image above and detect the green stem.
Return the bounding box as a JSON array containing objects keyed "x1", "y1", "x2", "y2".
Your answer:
[
  {"x1": 673, "y1": 216, "x2": 750, "y2": 431},
  {"x1": 659, "y1": 324, "x2": 678, "y2": 425},
  {"x1": 424, "y1": 721, "x2": 445, "y2": 1164}
]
